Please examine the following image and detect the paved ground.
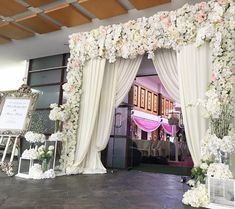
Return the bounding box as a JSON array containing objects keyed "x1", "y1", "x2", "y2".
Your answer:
[{"x1": 0, "y1": 168, "x2": 205, "y2": 209}]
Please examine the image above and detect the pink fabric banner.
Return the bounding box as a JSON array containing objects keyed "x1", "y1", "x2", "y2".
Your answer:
[
  {"x1": 162, "y1": 124, "x2": 180, "y2": 136},
  {"x1": 132, "y1": 116, "x2": 180, "y2": 135},
  {"x1": 132, "y1": 116, "x2": 161, "y2": 132}
]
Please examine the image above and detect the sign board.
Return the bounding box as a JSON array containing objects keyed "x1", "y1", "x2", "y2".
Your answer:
[
  {"x1": 0, "y1": 85, "x2": 39, "y2": 135},
  {"x1": 0, "y1": 98, "x2": 30, "y2": 130}
]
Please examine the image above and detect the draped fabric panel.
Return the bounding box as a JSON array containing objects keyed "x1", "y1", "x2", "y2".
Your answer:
[
  {"x1": 132, "y1": 116, "x2": 161, "y2": 132},
  {"x1": 177, "y1": 43, "x2": 212, "y2": 166},
  {"x1": 82, "y1": 56, "x2": 143, "y2": 174},
  {"x1": 82, "y1": 61, "x2": 118, "y2": 174},
  {"x1": 161, "y1": 124, "x2": 179, "y2": 136},
  {"x1": 115, "y1": 56, "x2": 143, "y2": 107},
  {"x1": 68, "y1": 58, "x2": 106, "y2": 174},
  {"x1": 131, "y1": 116, "x2": 179, "y2": 135},
  {"x1": 152, "y1": 49, "x2": 179, "y2": 102}
]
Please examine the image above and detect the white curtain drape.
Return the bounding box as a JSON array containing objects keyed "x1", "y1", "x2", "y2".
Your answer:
[
  {"x1": 177, "y1": 43, "x2": 212, "y2": 166},
  {"x1": 68, "y1": 58, "x2": 106, "y2": 174},
  {"x1": 70, "y1": 56, "x2": 142, "y2": 174},
  {"x1": 83, "y1": 56, "x2": 142, "y2": 174},
  {"x1": 115, "y1": 57, "x2": 143, "y2": 106},
  {"x1": 152, "y1": 49, "x2": 179, "y2": 102}
]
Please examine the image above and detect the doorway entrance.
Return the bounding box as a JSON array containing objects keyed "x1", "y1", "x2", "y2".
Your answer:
[{"x1": 104, "y1": 54, "x2": 193, "y2": 176}]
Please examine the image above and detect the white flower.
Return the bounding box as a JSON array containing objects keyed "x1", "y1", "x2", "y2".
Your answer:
[
  {"x1": 200, "y1": 163, "x2": 208, "y2": 170},
  {"x1": 38, "y1": 145, "x2": 45, "y2": 152},
  {"x1": 29, "y1": 164, "x2": 43, "y2": 179},
  {"x1": 47, "y1": 150, "x2": 53, "y2": 156},
  {"x1": 201, "y1": 131, "x2": 221, "y2": 157},
  {"x1": 48, "y1": 132, "x2": 64, "y2": 141},
  {"x1": 29, "y1": 165, "x2": 55, "y2": 179},
  {"x1": 220, "y1": 135, "x2": 235, "y2": 153},
  {"x1": 182, "y1": 183, "x2": 209, "y2": 208},
  {"x1": 187, "y1": 179, "x2": 196, "y2": 187},
  {"x1": 24, "y1": 132, "x2": 46, "y2": 143},
  {"x1": 207, "y1": 163, "x2": 233, "y2": 179},
  {"x1": 22, "y1": 148, "x2": 38, "y2": 160},
  {"x1": 42, "y1": 169, "x2": 55, "y2": 179},
  {"x1": 48, "y1": 145, "x2": 54, "y2": 151},
  {"x1": 38, "y1": 151, "x2": 44, "y2": 156}
]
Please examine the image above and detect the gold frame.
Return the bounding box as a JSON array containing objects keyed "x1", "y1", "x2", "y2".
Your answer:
[{"x1": 0, "y1": 84, "x2": 39, "y2": 135}]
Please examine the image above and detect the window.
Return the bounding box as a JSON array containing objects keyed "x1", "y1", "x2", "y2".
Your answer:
[{"x1": 28, "y1": 53, "x2": 69, "y2": 134}]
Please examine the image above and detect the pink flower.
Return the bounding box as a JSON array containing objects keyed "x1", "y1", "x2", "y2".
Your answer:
[
  {"x1": 63, "y1": 122, "x2": 70, "y2": 129},
  {"x1": 198, "y1": 2, "x2": 207, "y2": 10},
  {"x1": 137, "y1": 46, "x2": 145, "y2": 55},
  {"x1": 160, "y1": 14, "x2": 171, "y2": 27},
  {"x1": 218, "y1": 0, "x2": 228, "y2": 6},
  {"x1": 211, "y1": 73, "x2": 217, "y2": 82},
  {"x1": 68, "y1": 85, "x2": 75, "y2": 93},
  {"x1": 229, "y1": 74, "x2": 235, "y2": 82},
  {"x1": 99, "y1": 26, "x2": 107, "y2": 35},
  {"x1": 195, "y1": 10, "x2": 207, "y2": 23},
  {"x1": 68, "y1": 60, "x2": 79, "y2": 70},
  {"x1": 71, "y1": 35, "x2": 80, "y2": 44}
]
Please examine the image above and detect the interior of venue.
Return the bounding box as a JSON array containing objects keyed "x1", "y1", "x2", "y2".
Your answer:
[{"x1": 103, "y1": 55, "x2": 193, "y2": 176}]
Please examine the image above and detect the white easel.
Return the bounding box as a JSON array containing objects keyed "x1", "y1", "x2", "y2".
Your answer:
[{"x1": 0, "y1": 135, "x2": 20, "y2": 176}]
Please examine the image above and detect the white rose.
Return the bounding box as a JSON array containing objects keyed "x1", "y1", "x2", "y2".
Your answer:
[
  {"x1": 200, "y1": 163, "x2": 208, "y2": 170},
  {"x1": 47, "y1": 150, "x2": 53, "y2": 156},
  {"x1": 48, "y1": 146, "x2": 54, "y2": 151}
]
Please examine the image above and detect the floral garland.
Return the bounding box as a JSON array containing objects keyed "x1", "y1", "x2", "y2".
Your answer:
[{"x1": 51, "y1": 0, "x2": 235, "y2": 189}]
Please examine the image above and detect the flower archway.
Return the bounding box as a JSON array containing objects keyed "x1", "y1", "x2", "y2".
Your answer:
[{"x1": 50, "y1": 0, "x2": 234, "y2": 207}]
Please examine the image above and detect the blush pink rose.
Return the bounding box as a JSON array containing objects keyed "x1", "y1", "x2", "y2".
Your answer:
[
  {"x1": 137, "y1": 47, "x2": 145, "y2": 55},
  {"x1": 68, "y1": 85, "x2": 75, "y2": 93},
  {"x1": 63, "y1": 122, "x2": 70, "y2": 129},
  {"x1": 211, "y1": 73, "x2": 217, "y2": 82},
  {"x1": 160, "y1": 14, "x2": 171, "y2": 27},
  {"x1": 195, "y1": 10, "x2": 206, "y2": 23},
  {"x1": 218, "y1": 0, "x2": 228, "y2": 6},
  {"x1": 198, "y1": 2, "x2": 207, "y2": 10},
  {"x1": 72, "y1": 35, "x2": 80, "y2": 44},
  {"x1": 68, "y1": 60, "x2": 79, "y2": 70}
]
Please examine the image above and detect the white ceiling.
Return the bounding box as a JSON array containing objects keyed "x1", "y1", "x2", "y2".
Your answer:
[{"x1": 0, "y1": 0, "x2": 206, "y2": 64}]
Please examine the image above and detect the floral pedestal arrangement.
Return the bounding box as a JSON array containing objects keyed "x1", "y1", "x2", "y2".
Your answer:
[
  {"x1": 16, "y1": 132, "x2": 56, "y2": 179},
  {"x1": 29, "y1": 164, "x2": 55, "y2": 179}
]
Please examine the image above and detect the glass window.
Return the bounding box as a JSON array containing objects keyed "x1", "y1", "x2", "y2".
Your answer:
[
  {"x1": 33, "y1": 85, "x2": 60, "y2": 108},
  {"x1": 30, "y1": 54, "x2": 63, "y2": 71},
  {"x1": 62, "y1": 91, "x2": 67, "y2": 104},
  {"x1": 63, "y1": 70, "x2": 67, "y2": 82},
  {"x1": 30, "y1": 110, "x2": 55, "y2": 134},
  {"x1": 64, "y1": 53, "x2": 70, "y2": 66},
  {"x1": 29, "y1": 69, "x2": 62, "y2": 86},
  {"x1": 28, "y1": 53, "x2": 66, "y2": 135}
]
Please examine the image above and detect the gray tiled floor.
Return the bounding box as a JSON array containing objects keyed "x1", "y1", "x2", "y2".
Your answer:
[{"x1": 0, "y1": 169, "x2": 202, "y2": 209}]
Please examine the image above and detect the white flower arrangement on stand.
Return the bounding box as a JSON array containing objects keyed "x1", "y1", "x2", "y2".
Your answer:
[
  {"x1": 48, "y1": 132, "x2": 64, "y2": 142},
  {"x1": 21, "y1": 148, "x2": 39, "y2": 160},
  {"x1": 25, "y1": 131, "x2": 46, "y2": 144},
  {"x1": 18, "y1": 132, "x2": 56, "y2": 179},
  {"x1": 182, "y1": 183, "x2": 209, "y2": 208},
  {"x1": 27, "y1": 145, "x2": 55, "y2": 179},
  {"x1": 29, "y1": 164, "x2": 55, "y2": 179},
  {"x1": 207, "y1": 163, "x2": 233, "y2": 179}
]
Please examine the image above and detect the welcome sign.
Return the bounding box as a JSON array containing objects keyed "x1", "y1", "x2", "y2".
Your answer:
[
  {"x1": 0, "y1": 85, "x2": 39, "y2": 135},
  {"x1": 0, "y1": 98, "x2": 30, "y2": 130}
]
